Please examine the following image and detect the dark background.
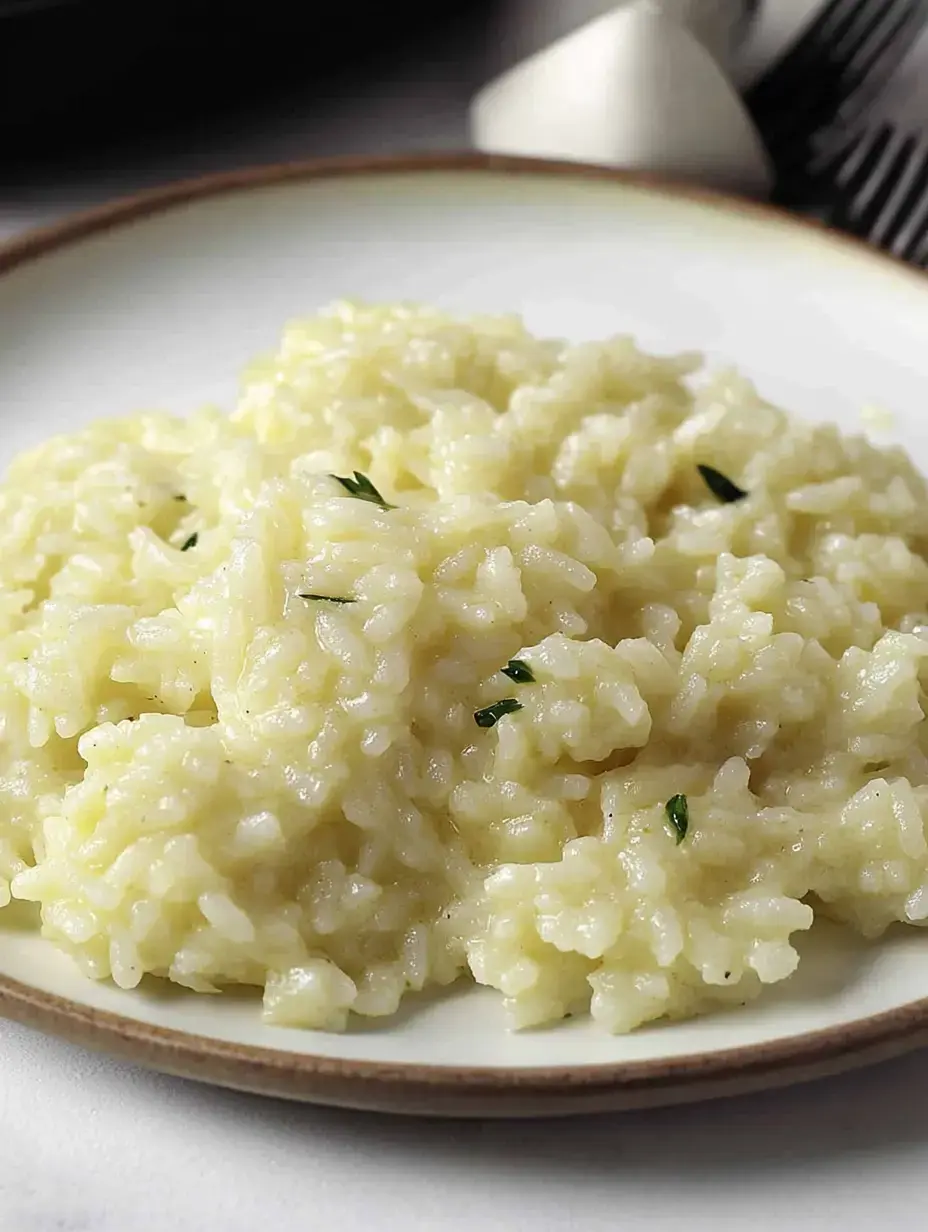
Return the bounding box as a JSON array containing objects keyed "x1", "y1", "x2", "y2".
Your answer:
[{"x1": 0, "y1": 0, "x2": 526, "y2": 166}]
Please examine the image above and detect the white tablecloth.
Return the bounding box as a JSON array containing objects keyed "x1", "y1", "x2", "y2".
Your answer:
[{"x1": 2, "y1": 4, "x2": 928, "y2": 1230}]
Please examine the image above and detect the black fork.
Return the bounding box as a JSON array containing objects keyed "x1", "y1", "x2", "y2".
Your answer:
[
  {"x1": 816, "y1": 122, "x2": 928, "y2": 265},
  {"x1": 744, "y1": 0, "x2": 928, "y2": 201}
]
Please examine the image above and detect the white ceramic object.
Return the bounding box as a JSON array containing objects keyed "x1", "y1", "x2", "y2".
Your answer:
[
  {"x1": 2, "y1": 157, "x2": 928, "y2": 1116},
  {"x1": 470, "y1": 2, "x2": 772, "y2": 196},
  {"x1": 648, "y1": 0, "x2": 749, "y2": 64}
]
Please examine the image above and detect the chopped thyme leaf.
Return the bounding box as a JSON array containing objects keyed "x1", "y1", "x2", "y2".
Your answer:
[
  {"x1": 501, "y1": 659, "x2": 535, "y2": 684},
  {"x1": 474, "y1": 698, "x2": 523, "y2": 728},
  {"x1": 697, "y1": 465, "x2": 748, "y2": 504},
  {"x1": 331, "y1": 471, "x2": 396, "y2": 510},
  {"x1": 864, "y1": 760, "x2": 891, "y2": 774},
  {"x1": 299, "y1": 593, "x2": 356, "y2": 605},
  {"x1": 174, "y1": 494, "x2": 188, "y2": 502},
  {"x1": 180, "y1": 532, "x2": 199, "y2": 551},
  {"x1": 664, "y1": 793, "x2": 689, "y2": 845}
]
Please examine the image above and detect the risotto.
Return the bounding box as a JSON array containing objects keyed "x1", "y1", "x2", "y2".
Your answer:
[{"x1": 2, "y1": 301, "x2": 928, "y2": 1034}]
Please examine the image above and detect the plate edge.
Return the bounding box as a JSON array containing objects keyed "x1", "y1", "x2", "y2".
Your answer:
[{"x1": 2, "y1": 150, "x2": 928, "y2": 291}]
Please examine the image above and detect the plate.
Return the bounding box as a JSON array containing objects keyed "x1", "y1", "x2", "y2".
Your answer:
[{"x1": 3, "y1": 154, "x2": 928, "y2": 1118}]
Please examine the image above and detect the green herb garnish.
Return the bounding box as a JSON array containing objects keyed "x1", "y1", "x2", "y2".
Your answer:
[
  {"x1": 501, "y1": 659, "x2": 535, "y2": 684},
  {"x1": 180, "y1": 532, "x2": 199, "y2": 551},
  {"x1": 174, "y1": 494, "x2": 188, "y2": 502},
  {"x1": 697, "y1": 465, "x2": 748, "y2": 504},
  {"x1": 299, "y1": 593, "x2": 357, "y2": 605},
  {"x1": 664, "y1": 793, "x2": 689, "y2": 845},
  {"x1": 474, "y1": 698, "x2": 523, "y2": 729},
  {"x1": 331, "y1": 471, "x2": 396, "y2": 510}
]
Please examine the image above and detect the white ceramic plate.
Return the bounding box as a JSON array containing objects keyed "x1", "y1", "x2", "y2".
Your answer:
[{"x1": 3, "y1": 155, "x2": 928, "y2": 1118}]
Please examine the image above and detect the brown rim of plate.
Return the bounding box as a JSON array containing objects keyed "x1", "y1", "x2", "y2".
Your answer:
[{"x1": 2, "y1": 150, "x2": 928, "y2": 1108}]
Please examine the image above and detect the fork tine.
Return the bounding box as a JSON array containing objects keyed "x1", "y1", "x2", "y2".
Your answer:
[
  {"x1": 835, "y1": 3, "x2": 928, "y2": 120},
  {"x1": 838, "y1": 133, "x2": 918, "y2": 241},
  {"x1": 821, "y1": 124, "x2": 893, "y2": 231},
  {"x1": 831, "y1": 0, "x2": 916, "y2": 60},
  {"x1": 809, "y1": 126, "x2": 870, "y2": 181},
  {"x1": 774, "y1": 123, "x2": 874, "y2": 209},
  {"x1": 827, "y1": 123, "x2": 897, "y2": 221},
  {"x1": 820, "y1": 122, "x2": 928, "y2": 267},
  {"x1": 903, "y1": 220, "x2": 928, "y2": 266},
  {"x1": 897, "y1": 177, "x2": 928, "y2": 263},
  {"x1": 880, "y1": 143, "x2": 928, "y2": 252}
]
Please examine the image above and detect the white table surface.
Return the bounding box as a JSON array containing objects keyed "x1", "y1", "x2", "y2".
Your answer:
[{"x1": 3, "y1": 3, "x2": 928, "y2": 1229}]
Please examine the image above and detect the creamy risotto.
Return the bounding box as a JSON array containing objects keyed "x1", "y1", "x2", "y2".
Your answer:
[{"x1": 3, "y1": 301, "x2": 928, "y2": 1034}]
